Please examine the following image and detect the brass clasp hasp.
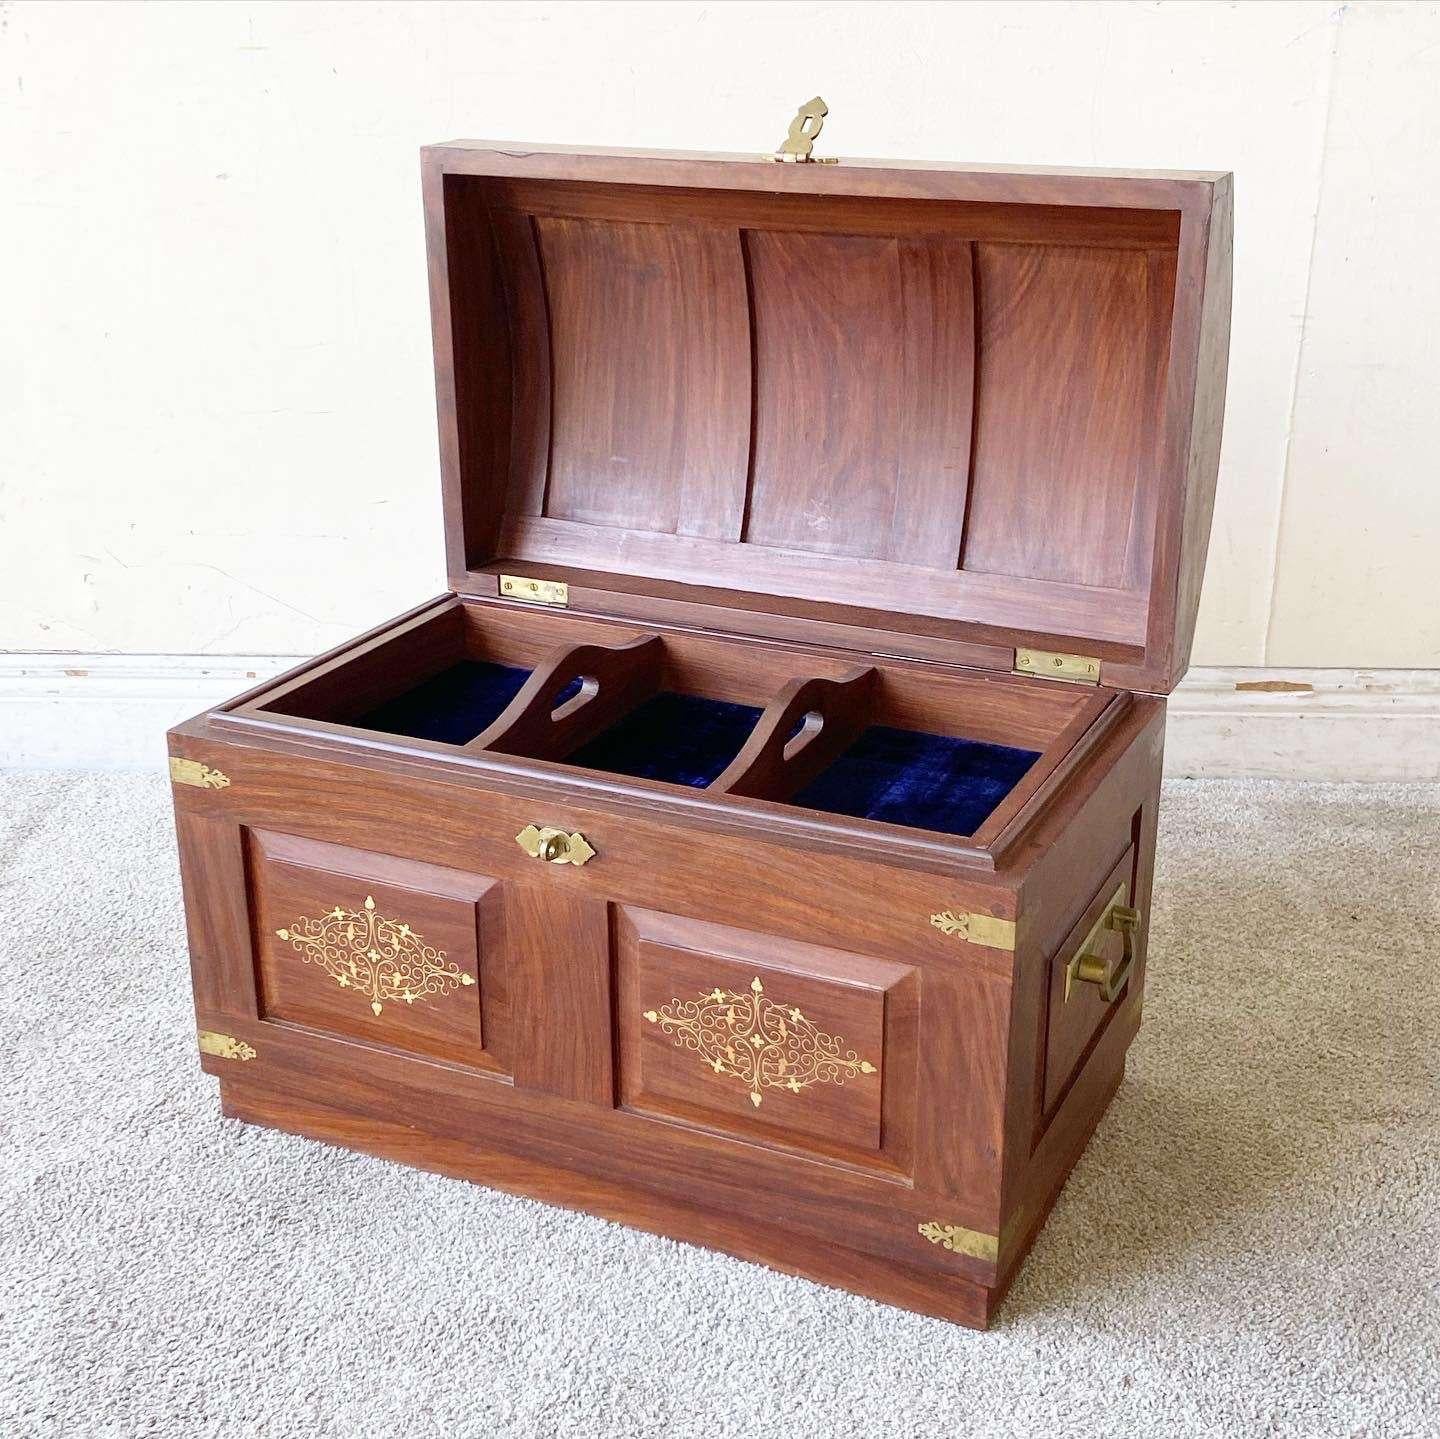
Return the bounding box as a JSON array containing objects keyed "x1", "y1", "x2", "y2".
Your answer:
[{"x1": 771, "y1": 97, "x2": 839, "y2": 164}]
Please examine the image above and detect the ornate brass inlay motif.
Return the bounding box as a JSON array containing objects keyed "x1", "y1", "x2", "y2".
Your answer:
[
  {"x1": 275, "y1": 894, "x2": 474, "y2": 1017},
  {"x1": 643, "y1": 975, "x2": 876, "y2": 1109},
  {"x1": 169, "y1": 757, "x2": 230, "y2": 789},
  {"x1": 197, "y1": 1030, "x2": 256, "y2": 1062},
  {"x1": 917, "y1": 1221, "x2": 999, "y2": 1263}
]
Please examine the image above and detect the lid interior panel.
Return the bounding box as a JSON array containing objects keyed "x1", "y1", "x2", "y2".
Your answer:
[{"x1": 432, "y1": 165, "x2": 1217, "y2": 686}]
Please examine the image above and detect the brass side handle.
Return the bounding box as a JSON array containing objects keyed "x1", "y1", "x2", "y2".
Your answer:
[
  {"x1": 515, "y1": 824, "x2": 595, "y2": 867},
  {"x1": 1065, "y1": 899, "x2": 1140, "y2": 1004}
]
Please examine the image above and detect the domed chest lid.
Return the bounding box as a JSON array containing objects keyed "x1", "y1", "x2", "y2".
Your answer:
[{"x1": 421, "y1": 126, "x2": 1231, "y2": 695}]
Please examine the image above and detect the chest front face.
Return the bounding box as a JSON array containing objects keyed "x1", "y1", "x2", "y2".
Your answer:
[{"x1": 169, "y1": 131, "x2": 1231, "y2": 1328}]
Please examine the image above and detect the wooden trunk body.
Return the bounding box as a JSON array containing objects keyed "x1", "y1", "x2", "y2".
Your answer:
[{"x1": 169, "y1": 138, "x2": 1231, "y2": 1328}]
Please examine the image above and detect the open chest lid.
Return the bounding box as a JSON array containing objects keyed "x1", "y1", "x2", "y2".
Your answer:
[{"x1": 422, "y1": 118, "x2": 1232, "y2": 694}]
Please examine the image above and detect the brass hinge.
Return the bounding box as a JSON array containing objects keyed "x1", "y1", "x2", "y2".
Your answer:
[
  {"x1": 197, "y1": 1030, "x2": 256, "y2": 1062},
  {"x1": 930, "y1": 909, "x2": 1017, "y2": 951},
  {"x1": 770, "y1": 96, "x2": 839, "y2": 164},
  {"x1": 169, "y1": 757, "x2": 231, "y2": 789},
  {"x1": 499, "y1": 574, "x2": 568, "y2": 607},
  {"x1": 1013, "y1": 648, "x2": 1102, "y2": 686}
]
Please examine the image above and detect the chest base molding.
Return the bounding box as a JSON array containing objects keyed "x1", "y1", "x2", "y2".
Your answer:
[{"x1": 216, "y1": 1079, "x2": 1102, "y2": 1331}]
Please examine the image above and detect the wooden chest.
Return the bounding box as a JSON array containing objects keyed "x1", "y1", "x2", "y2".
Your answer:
[{"x1": 168, "y1": 125, "x2": 1231, "y2": 1328}]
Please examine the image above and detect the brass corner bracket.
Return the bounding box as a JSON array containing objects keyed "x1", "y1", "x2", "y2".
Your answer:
[
  {"x1": 169, "y1": 757, "x2": 230, "y2": 790},
  {"x1": 198, "y1": 1030, "x2": 256, "y2": 1062},
  {"x1": 771, "y1": 96, "x2": 839, "y2": 164},
  {"x1": 917, "y1": 1221, "x2": 999, "y2": 1264},
  {"x1": 930, "y1": 909, "x2": 1017, "y2": 952}
]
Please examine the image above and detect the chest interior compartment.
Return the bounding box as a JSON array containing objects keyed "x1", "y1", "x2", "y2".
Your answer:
[
  {"x1": 240, "y1": 597, "x2": 1112, "y2": 856},
  {"x1": 213, "y1": 144, "x2": 1223, "y2": 862}
]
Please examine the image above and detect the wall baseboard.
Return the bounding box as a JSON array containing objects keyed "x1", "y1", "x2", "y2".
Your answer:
[
  {"x1": 1164, "y1": 667, "x2": 1440, "y2": 781},
  {"x1": 2, "y1": 654, "x2": 1437, "y2": 781}
]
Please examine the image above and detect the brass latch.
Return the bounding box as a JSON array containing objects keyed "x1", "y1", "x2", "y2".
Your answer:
[
  {"x1": 516, "y1": 824, "x2": 596, "y2": 867},
  {"x1": 1065, "y1": 887, "x2": 1141, "y2": 1003},
  {"x1": 771, "y1": 96, "x2": 839, "y2": 164},
  {"x1": 500, "y1": 574, "x2": 568, "y2": 607},
  {"x1": 1013, "y1": 649, "x2": 1102, "y2": 686},
  {"x1": 197, "y1": 1030, "x2": 256, "y2": 1061}
]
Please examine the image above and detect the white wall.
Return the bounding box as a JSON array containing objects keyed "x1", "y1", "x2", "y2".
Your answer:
[{"x1": 3, "y1": 0, "x2": 1438, "y2": 668}]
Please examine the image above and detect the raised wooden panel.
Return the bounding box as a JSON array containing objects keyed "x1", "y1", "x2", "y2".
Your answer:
[
  {"x1": 744, "y1": 230, "x2": 974, "y2": 566},
  {"x1": 535, "y1": 216, "x2": 751, "y2": 538},
  {"x1": 963, "y1": 243, "x2": 1176, "y2": 590},
  {"x1": 614, "y1": 906, "x2": 917, "y2": 1176},
  {"x1": 248, "y1": 830, "x2": 508, "y2": 1073},
  {"x1": 1040, "y1": 846, "x2": 1137, "y2": 1119}
]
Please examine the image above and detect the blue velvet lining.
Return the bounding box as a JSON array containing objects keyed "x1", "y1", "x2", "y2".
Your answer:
[
  {"x1": 353, "y1": 675, "x2": 1037, "y2": 833},
  {"x1": 352, "y1": 661, "x2": 535, "y2": 745},
  {"x1": 792, "y1": 725, "x2": 1040, "y2": 838},
  {"x1": 565, "y1": 692, "x2": 762, "y2": 789}
]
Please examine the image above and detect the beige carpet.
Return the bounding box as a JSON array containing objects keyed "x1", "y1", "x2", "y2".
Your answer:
[{"x1": 1, "y1": 773, "x2": 1436, "y2": 1438}]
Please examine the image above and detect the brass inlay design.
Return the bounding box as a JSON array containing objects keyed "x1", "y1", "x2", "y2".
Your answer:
[
  {"x1": 930, "y1": 910, "x2": 1017, "y2": 952},
  {"x1": 516, "y1": 824, "x2": 595, "y2": 867},
  {"x1": 197, "y1": 1030, "x2": 256, "y2": 1062},
  {"x1": 771, "y1": 95, "x2": 839, "y2": 164},
  {"x1": 500, "y1": 574, "x2": 568, "y2": 607},
  {"x1": 1013, "y1": 648, "x2": 1102, "y2": 685},
  {"x1": 169, "y1": 757, "x2": 231, "y2": 789},
  {"x1": 275, "y1": 894, "x2": 474, "y2": 1017},
  {"x1": 1065, "y1": 885, "x2": 1141, "y2": 1003},
  {"x1": 643, "y1": 975, "x2": 876, "y2": 1109},
  {"x1": 917, "y1": 1221, "x2": 999, "y2": 1264}
]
